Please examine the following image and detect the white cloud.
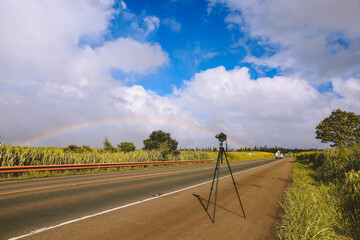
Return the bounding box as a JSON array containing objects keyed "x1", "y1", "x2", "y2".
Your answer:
[
  {"x1": 0, "y1": 0, "x2": 168, "y2": 87},
  {"x1": 209, "y1": 0, "x2": 360, "y2": 81},
  {"x1": 120, "y1": 0, "x2": 127, "y2": 10},
  {"x1": 174, "y1": 66, "x2": 356, "y2": 148},
  {"x1": 1, "y1": 0, "x2": 359, "y2": 150},
  {"x1": 332, "y1": 78, "x2": 360, "y2": 110},
  {"x1": 144, "y1": 16, "x2": 160, "y2": 36},
  {"x1": 79, "y1": 38, "x2": 169, "y2": 75},
  {"x1": 0, "y1": 0, "x2": 172, "y2": 147},
  {"x1": 163, "y1": 18, "x2": 181, "y2": 32},
  {"x1": 0, "y1": 0, "x2": 115, "y2": 84}
]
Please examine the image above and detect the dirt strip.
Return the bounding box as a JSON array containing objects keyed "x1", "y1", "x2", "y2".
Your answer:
[{"x1": 24, "y1": 158, "x2": 292, "y2": 240}]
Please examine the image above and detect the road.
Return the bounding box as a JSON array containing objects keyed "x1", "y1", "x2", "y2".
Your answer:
[{"x1": 0, "y1": 158, "x2": 287, "y2": 240}]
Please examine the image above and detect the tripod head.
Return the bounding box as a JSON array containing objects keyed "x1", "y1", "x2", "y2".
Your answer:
[
  {"x1": 215, "y1": 132, "x2": 227, "y2": 143},
  {"x1": 215, "y1": 132, "x2": 228, "y2": 163},
  {"x1": 215, "y1": 132, "x2": 227, "y2": 149}
]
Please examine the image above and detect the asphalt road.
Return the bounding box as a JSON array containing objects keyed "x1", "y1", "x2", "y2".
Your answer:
[{"x1": 0, "y1": 158, "x2": 278, "y2": 240}]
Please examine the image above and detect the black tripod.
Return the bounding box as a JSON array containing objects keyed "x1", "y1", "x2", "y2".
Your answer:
[{"x1": 205, "y1": 140, "x2": 246, "y2": 223}]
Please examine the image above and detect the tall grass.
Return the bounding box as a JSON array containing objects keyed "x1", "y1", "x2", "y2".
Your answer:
[
  {"x1": 278, "y1": 162, "x2": 349, "y2": 239},
  {"x1": 176, "y1": 151, "x2": 274, "y2": 162},
  {"x1": 0, "y1": 143, "x2": 275, "y2": 167},
  {"x1": 278, "y1": 144, "x2": 360, "y2": 239},
  {"x1": 0, "y1": 145, "x2": 164, "y2": 166}
]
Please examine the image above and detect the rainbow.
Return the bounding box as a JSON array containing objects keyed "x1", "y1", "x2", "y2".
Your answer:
[{"x1": 22, "y1": 117, "x2": 244, "y2": 148}]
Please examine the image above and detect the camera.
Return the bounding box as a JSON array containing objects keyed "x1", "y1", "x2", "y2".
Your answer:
[{"x1": 215, "y1": 132, "x2": 227, "y2": 142}]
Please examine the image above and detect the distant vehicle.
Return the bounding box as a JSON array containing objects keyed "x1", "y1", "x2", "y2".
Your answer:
[{"x1": 275, "y1": 150, "x2": 283, "y2": 159}]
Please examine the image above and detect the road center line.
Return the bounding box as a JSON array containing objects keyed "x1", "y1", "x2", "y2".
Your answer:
[{"x1": 8, "y1": 158, "x2": 281, "y2": 240}]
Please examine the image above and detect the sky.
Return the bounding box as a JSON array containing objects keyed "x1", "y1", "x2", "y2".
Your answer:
[{"x1": 0, "y1": 0, "x2": 360, "y2": 149}]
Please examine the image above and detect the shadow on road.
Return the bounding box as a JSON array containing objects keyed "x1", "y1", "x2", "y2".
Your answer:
[{"x1": 192, "y1": 193, "x2": 245, "y2": 223}]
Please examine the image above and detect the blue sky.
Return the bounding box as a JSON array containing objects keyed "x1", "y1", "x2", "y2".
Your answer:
[
  {"x1": 107, "y1": 0, "x2": 278, "y2": 94},
  {"x1": 0, "y1": 0, "x2": 359, "y2": 149}
]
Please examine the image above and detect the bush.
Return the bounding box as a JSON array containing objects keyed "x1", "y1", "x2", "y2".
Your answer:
[
  {"x1": 103, "y1": 137, "x2": 118, "y2": 153},
  {"x1": 317, "y1": 144, "x2": 360, "y2": 182},
  {"x1": 335, "y1": 170, "x2": 360, "y2": 238},
  {"x1": 280, "y1": 144, "x2": 360, "y2": 239},
  {"x1": 278, "y1": 162, "x2": 347, "y2": 239}
]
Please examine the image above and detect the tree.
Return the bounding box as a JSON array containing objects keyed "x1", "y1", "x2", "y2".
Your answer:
[
  {"x1": 316, "y1": 109, "x2": 360, "y2": 147},
  {"x1": 64, "y1": 144, "x2": 92, "y2": 153},
  {"x1": 118, "y1": 142, "x2": 136, "y2": 153},
  {"x1": 143, "y1": 130, "x2": 178, "y2": 151},
  {"x1": 103, "y1": 137, "x2": 117, "y2": 152},
  {"x1": 143, "y1": 130, "x2": 179, "y2": 158},
  {"x1": 81, "y1": 145, "x2": 92, "y2": 152},
  {"x1": 66, "y1": 144, "x2": 80, "y2": 151}
]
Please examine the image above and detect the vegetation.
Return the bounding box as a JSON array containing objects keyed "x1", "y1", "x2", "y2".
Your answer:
[
  {"x1": 316, "y1": 109, "x2": 360, "y2": 147},
  {"x1": 64, "y1": 144, "x2": 93, "y2": 153},
  {"x1": 278, "y1": 144, "x2": 360, "y2": 239},
  {"x1": 178, "y1": 150, "x2": 274, "y2": 162},
  {"x1": 0, "y1": 138, "x2": 275, "y2": 180},
  {"x1": 117, "y1": 142, "x2": 136, "y2": 152},
  {"x1": 0, "y1": 129, "x2": 277, "y2": 180},
  {"x1": 143, "y1": 130, "x2": 180, "y2": 159},
  {"x1": 103, "y1": 137, "x2": 117, "y2": 153},
  {"x1": 0, "y1": 144, "x2": 274, "y2": 167}
]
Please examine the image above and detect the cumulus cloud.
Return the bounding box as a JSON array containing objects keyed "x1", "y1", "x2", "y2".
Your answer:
[
  {"x1": 79, "y1": 38, "x2": 168, "y2": 74},
  {"x1": 332, "y1": 78, "x2": 360, "y2": 110},
  {"x1": 0, "y1": 0, "x2": 114, "y2": 84},
  {"x1": 1, "y1": 0, "x2": 359, "y2": 150},
  {"x1": 174, "y1": 66, "x2": 347, "y2": 148},
  {"x1": 0, "y1": 0, "x2": 168, "y2": 86},
  {"x1": 209, "y1": 0, "x2": 360, "y2": 81},
  {"x1": 0, "y1": 0, "x2": 172, "y2": 147}
]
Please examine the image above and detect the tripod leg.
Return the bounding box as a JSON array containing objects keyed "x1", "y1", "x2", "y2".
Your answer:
[
  {"x1": 212, "y1": 148, "x2": 221, "y2": 223},
  {"x1": 206, "y1": 151, "x2": 221, "y2": 210},
  {"x1": 223, "y1": 151, "x2": 246, "y2": 218}
]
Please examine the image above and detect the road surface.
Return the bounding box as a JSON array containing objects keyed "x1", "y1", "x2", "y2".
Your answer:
[{"x1": 0, "y1": 158, "x2": 292, "y2": 239}]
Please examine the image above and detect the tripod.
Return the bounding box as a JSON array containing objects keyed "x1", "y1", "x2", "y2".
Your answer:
[{"x1": 205, "y1": 141, "x2": 246, "y2": 223}]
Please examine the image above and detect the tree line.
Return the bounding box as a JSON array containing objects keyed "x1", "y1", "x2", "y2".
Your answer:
[
  {"x1": 64, "y1": 108, "x2": 360, "y2": 156},
  {"x1": 65, "y1": 130, "x2": 179, "y2": 159}
]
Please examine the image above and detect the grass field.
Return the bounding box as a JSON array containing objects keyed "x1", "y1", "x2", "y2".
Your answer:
[
  {"x1": 278, "y1": 145, "x2": 360, "y2": 239},
  {"x1": 0, "y1": 143, "x2": 275, "y2": 180}
]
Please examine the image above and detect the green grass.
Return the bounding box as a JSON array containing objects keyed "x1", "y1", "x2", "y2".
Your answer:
[
  {"x1": 0, "y1": 143, "x2": 275, "y2": 180},
  {"x1": 278, "y1": 161, "x2": 349, "y2": 239},
  {"x1": 0, "y1": 143, "x2": 275, "y2": 167},
  {"x1": 0, "y1": 163, "x2": 203, "y2": 181},
  {"x1": 178, "y1": 150, "x2": 274, "y2": 162},
  {"x1": 278, "y1": 145, "x2": 360, "y2": 240}
]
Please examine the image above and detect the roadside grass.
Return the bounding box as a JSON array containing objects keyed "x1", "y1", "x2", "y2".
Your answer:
[
  {"x1": 277, "y1": 161, "x2": 348, "y2": 239},
  {"x1": 278, "y1": 145, "x2": 360, "y2": 239},
  {"x1": 0, "y1": 162, "x2": 209, "y2": 181},
  {"x1": 179, "y1": 151, "x2": 274, "y2": 162},
  {"x1": 0, "y1": 146, "x2": 275, "y2": 181},
  {"x1": 0, "y1": 142, "x2": 275, "y2": 167},
  {"x1": 0, "y1": 164, "x2": 196, "y2": 181}
]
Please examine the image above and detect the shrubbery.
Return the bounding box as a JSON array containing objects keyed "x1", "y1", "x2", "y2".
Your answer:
[
  {"x1": 316, "y1": 145, "x2": 360, "y2": 183},
  {"x1": 279, "y1": 144, "x2": 360, "y2": 239}
]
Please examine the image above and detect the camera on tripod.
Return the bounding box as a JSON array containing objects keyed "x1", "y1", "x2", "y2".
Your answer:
[
  {"x1": 203, "y1": 132, "x2": 246, "y2": 222},
  {"x1": 215, "y1": 132, "x2": 227, "y2": 142}
]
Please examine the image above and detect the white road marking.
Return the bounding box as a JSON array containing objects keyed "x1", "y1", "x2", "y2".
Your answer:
[{"x1": 8, "y1": 159, "x2": 282, "y2": 240}]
